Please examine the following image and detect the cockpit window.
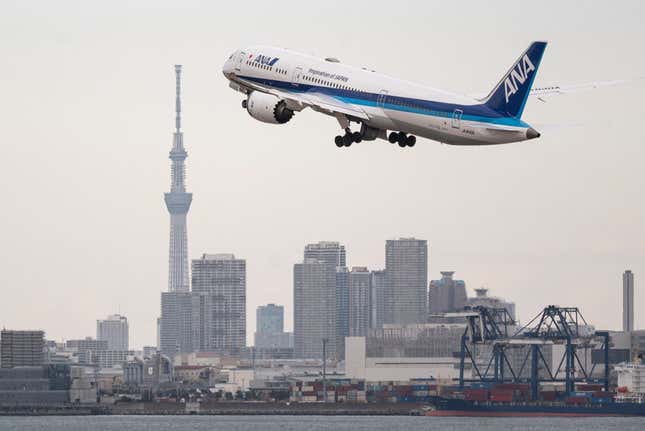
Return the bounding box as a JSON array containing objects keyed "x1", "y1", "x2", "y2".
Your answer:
[{"x1": 228, "y1": 53, "x2": 234, "y2": 60}]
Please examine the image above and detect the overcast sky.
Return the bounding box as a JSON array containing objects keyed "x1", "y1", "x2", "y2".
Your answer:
[{"x1": 1, "y1": 1, "x2": 644, "y2": 348}]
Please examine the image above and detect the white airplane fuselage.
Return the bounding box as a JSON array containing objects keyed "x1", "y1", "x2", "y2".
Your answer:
[{"x1": 222, "y1": 43, "x2": 545, "y2": 147}]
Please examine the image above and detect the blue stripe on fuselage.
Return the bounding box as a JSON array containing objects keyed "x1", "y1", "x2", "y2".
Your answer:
[{"x1": 238, "y1": 75, "x2": 530, "y2": 128}]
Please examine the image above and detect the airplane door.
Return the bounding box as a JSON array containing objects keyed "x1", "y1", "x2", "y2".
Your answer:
[
  {"x1": 235, "y1": 51, "x2": 246, "y2": 72},
  {"x1": 452, "y1": 109, "x2": 463, "y2": 128},
  {"x1": 291, "y1": 67, "x2": 303, "y2": 87},
  {"x1": 377, "y1": 90, "x2": 388, "y2": 108}
]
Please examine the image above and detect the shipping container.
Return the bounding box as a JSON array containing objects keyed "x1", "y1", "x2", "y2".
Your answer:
[
  {"x1": 490, "y1": 394, "x2": 513, "y2": 402},
  {"x1": 540, "y1": 391, "x2": 557, "y2": 401},
  {"x1": 576, "y1": 384, "x2": 603, "y2": 392},
  {"x1": 494, "y1": 383, "x2": 529, "y2": 391},
  {"x1": 565, "y1": 396, "x2": 589, "y2": 405}
]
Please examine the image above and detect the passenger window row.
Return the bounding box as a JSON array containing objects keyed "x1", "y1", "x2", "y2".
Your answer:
[{"x1": 246, "y1": 60, "x2": 288, "y2": 76}]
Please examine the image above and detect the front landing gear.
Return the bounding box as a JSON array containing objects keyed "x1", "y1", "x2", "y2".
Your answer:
[{"x1": 388, "y1": 131, "x2": 416, "y2": 148}]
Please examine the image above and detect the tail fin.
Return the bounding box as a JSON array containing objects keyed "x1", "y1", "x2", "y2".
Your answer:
[{"x1": 482, "y1": 41, "x2": 547, "y2": 119}]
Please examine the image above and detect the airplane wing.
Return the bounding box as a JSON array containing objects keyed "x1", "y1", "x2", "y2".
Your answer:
[
  {"x1": 468, "y1": 77, "x2": 644, "y2": 101},
  {"x1": 295, "y1": 91, "x2": 370, "y2": 120},
  {"x1": 529, "y1": 77, "x2": 644, "y2": 101},
  {"x1": 236, "y1": 77, "x2": 370, "y2": 120}
]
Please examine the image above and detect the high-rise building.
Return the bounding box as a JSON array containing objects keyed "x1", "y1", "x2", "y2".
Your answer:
[
  {"x1": 370, "y1": 270, "x2": 389, "y2": 328},
  {"x1": 349, "y1": 267, "x2": 371, "y2": 337},
  {"x1": 256, "y1": 304, "x2": 284, "y2": 334},
  {"x1": 428, "y1": 271, "x2": 467, "y2": 314},
  {"x1": 466, "y1": 287, "x2": 516, "y2": 321},
  {"x1": 159, "y1": 65, "x2": 194, "y2": 358},
  {"x1": 304, "y1": 241, "x2": 346, "y2": 268},
  {"x1": 336, "y1": 266, "x2": 350, "y2": 359},
  {"x1": 0, "y1": 330, "x2": 44, "y2": 368},
  {"x1": 97, "y1": 314, "x2": 129, "y2": 351},
  {"x1": 385, "y1": 238, "x2": 428, "y2": 325},
  {"x1": 191, "y1": 254, "x2": 246, "y2": 353},
  {"x1": 159, "y1": 292, "x2": 193, "y2": 357},
  {"x1": 294, "y1": 258, "x2": 337, "y2": 359},
  {"x1": 254, "y1": 304, "x2": 293, "y2": 351},
  {"x1": 623, "y1": 270, "x2": 635, "y2": 332},
  {"x1": 165, "y1": 64, "x2": 192, "y2": 293}
]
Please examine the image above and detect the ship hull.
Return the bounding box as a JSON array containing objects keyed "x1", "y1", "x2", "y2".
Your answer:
[{"x1": 426, "y1": 397, "x2": 645, "y2": 417}]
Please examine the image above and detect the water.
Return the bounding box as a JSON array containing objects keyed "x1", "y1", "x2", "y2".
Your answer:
[{"x1": 0, "y1": 416, "x2": 643, "y2": 431}]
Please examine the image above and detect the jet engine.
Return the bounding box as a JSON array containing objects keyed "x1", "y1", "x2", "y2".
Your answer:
[{"x1": 245, "y1": 91, "x2": 294, "y2": 124}]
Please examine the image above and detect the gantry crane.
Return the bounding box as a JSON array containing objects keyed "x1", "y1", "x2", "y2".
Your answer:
[{"x1": 450, "y1": 305, "x2": 610, "y2": 399}]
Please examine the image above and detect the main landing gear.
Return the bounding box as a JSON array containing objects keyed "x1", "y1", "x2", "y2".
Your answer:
[
  {"x1": 388, "y1": 131, "x2": 416, "y2": 148},
  {"x1": 335, "y1": 128, "x2": 362, "y2": 147}
]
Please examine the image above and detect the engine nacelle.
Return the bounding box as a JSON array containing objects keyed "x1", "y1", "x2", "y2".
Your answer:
[{"x1": 246, "y1": 91, "x2": 294, "y2": 124}]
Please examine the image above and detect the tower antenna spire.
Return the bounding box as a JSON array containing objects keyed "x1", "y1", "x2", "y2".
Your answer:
[
  {"x1": 164, "y1": 64, "x2": 192, "y2": 293},
  {"x1": 175, "y1": 64, "x2": 182, "y2": 133}
]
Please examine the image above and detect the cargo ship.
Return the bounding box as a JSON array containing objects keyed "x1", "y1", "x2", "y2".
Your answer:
[{"x1": 424, "y1": 383, "x2": 645, "y2": 417}]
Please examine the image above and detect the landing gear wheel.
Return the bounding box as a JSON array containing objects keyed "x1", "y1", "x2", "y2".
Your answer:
[
  {"x1": 352, "y1": 132, "x2": 363, "y2": 143},
  {"x1": 342, "y1": 134, "x2": 353, "y2": 147},
  {"x1": 388, "y1": 132, "x2": 398, "y2": 144},
  {"x1": 406, "y1": 135, "x2": 416, "y2": 147},
  {"x1": 335, "y1": 136, "x2": 344, "y2": 147},
  {"x1": 397, "y1": 132, "x2": 408, "y2": 147}
]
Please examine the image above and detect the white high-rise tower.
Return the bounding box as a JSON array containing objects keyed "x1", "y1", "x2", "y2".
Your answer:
[{"x1": 164, "y1": 65, "x2": 192, "y2": 292}]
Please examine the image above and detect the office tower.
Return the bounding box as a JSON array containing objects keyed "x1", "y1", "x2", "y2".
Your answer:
[
  {"x1": 254, "y1": 304, "x2": 293, "y2": 351},
  {"x1": 294, "y1": 259, "x2": 337, "y2": 359},
  {"x1": 257, "y1": 304, "x2": 284, "y2": 334},
  {"x1": 623, "y1": 270, "x2": 634, "y2": 332},
  {"x1": 304, "y1": 241, "x2": 346, "y2": 268},
  {"x1": 428, "y1": 271, "x2": 468, "y2": 314},
  {"x1": 159, "y1": 292, "x2": 193, "y2": 357},
  {"x1": 336, "y1": 266, "x2": 350, "y2": 359},
  {"x1": 385, "y1": 238, "x2": 428, "y2": 325},
  {"x1": 97, "y1": 314, "x2": 129, "y2": 351},
  {"x1": 0, "y1": 330, "x2": 45, "y2": 368},
  {"x1": 191, "y1": 254, "x2": 247, "y2": 353},
  {"x1": 348, "y1": 267, "x2": 371, "y2": 337},
  {"x1": 164, "y1": 64, "x2": 192, "y2": 293},
  {"x1": 370, "y1": 269, "x2": 389, "y2": 328}
]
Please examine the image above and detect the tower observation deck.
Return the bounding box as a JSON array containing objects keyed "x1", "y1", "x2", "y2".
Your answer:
[{"x1": 164, "y1": 65, "x2": 192, "y2": 293}]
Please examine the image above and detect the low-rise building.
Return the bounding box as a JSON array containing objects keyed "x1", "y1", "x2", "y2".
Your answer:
[
  {"x1": 96, "y1": 350, "x2": 133, "y2": 369},
  {"x1": 0, "y1": 366, "x2": 70, "y2": 406},
  {"x1": 345, "y1": 336, "x2": 459, "y2": 381},
  {"x1": 1, "y1": 330, "x2": 45, "y2": 368}
]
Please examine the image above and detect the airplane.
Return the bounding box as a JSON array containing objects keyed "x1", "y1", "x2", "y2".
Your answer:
[{"x1": 221, "y1": 42, "x2": 624, "y2": 148}]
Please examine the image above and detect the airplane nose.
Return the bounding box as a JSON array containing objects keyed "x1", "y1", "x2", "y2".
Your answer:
[
  {"x1": 526, "y1": 128, "x2": 541, "y2": 140},
  {"x1": 222, "y1": 61, "x2": 233, "y2": 77}
]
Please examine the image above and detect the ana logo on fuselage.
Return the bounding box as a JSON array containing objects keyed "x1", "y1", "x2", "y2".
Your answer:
[
  {"x1": 504, "y1": 54, "x2": 535, "y2": 103},
  {"x1": 255, "y1": 54, "x2": 279, "y2": 67}
]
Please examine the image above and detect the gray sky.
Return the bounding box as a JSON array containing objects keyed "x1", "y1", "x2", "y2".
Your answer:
[{"x1": 1, "y1": 0, "x2": 644, "y2": 348}]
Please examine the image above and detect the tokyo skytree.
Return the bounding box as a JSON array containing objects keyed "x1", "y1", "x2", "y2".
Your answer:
[{"x1": 164, "y1": 65, "x2": 192, "y2": 292}]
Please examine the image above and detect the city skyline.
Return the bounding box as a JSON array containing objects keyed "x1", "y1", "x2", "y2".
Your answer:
[{"x1": 1, "y1": 1, "x2": 645, "y2": 348}]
